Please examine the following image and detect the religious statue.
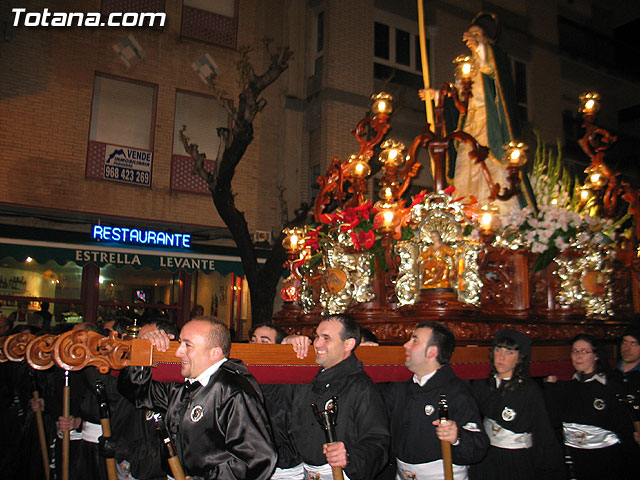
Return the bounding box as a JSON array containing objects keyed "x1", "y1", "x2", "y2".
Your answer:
[
  {"x1": 421, "y1": 12, "x2": 536, "y2": 215},
  {"x1": 420, "y1": 231, "x2": 457, "y2": 289}
]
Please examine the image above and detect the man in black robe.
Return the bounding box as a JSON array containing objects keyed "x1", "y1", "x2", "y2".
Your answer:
[
  {"x1": 118, "y1": 317, "x2": 277, "y2": 479},
  {"x1": 382, "y1": 321, "x2": 488, "y2": 479},
  {"x1": 264, "y1": 314, "x2": 390, "y2": 479}
]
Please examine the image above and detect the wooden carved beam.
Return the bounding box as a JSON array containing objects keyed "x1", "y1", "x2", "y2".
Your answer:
[{"x1": 3, "y1": 332, "x2": 36, "y2": 362}]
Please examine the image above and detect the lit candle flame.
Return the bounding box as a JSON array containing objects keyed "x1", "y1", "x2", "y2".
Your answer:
[{"x1": 480, "y1": 213, "x2": 493, "y2": 232}]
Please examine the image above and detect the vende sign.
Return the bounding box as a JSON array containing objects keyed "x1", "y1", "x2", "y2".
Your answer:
[{"x1": 103, "y1": 144, "x2": 152, "y2": 186}]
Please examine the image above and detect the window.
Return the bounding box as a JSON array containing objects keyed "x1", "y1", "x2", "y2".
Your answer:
[
  {"x1": 374, "y1": 22, "x2": 390, "y2": 59},
  {"x1": 89, "y1": 75, "x2": 155, "y2": 149},
  {"x1": 86, "y1": 74, "x2": 156, "y2": 186},
  {"x1": 511, "y1": 59, "x2": 528, "y2": 123},
  {"x1": 310, "y1": 164, "x2": 321, "y2": 201},
  {"x1": 557, "y1": 16, "x2": 615, "y2": 69},
  {"x1": 373, "y1": 17, "x2": 423, "y2": 74},
  {"x1": 181, "y1": 0, "x2": 237, "y2": 48},
  {"x1": 0, "y1": 257, "x2": 83, "y2": 325},
  {"x1": 171, "y1": 90, "x2": 229, "y2": 193},
  {"x1": 312, "y1": 11, "x2": 325, "y2": 76},
  {"x1": 373, "y1": 13, "x2": 425, "y2": 89},
  {"x1": 395, "y1": 29, "x2": 411, "y2": 66}
]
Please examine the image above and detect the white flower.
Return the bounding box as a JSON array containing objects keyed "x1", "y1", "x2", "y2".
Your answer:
[
  {"x1": 555, "y1": 237, "x2": 569, "y2": 251},
  {"x1": 531, "y1": 241, "x2": 547, "y2": 253}
]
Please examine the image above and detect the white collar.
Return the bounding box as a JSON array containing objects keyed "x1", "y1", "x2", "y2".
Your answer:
[
  {"x1": 412, "y1": 370, "x2": 437, "y2": 387},
  {"x1": 572, "y1": 372, "x2": 607, "y2": 385},
  {"x1": 187, "y1": 357, "x2": 227, "y2": 387},
  {"x1": 494, "y1": 374, "x2": 511, "y2": 388}
]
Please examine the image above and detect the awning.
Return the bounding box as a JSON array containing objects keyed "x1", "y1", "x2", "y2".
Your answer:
[{"x1": 0, "y1": 237, "x2": 249, "y2": 275}]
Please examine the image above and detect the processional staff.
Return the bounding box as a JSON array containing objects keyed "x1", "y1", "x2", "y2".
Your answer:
[
  {"x1": 438, "y1": 394, "x2": 454, "y2": 480},
  {"x1": 417, "y1": 0, "x2": 435, "y2": 128},
  {"x1": 153, "y1": 412, "x2": 186, "y2": 480},
  {"x1": 311, "y1": 396, "x2": 344, "y2": 480},
  {"x1": 95, "y1": 380, "x2": 118, "y2": 480},
  {"x1": 62, "y1": 370, "x2": 70, "y2": 480},
  {"x1": 29, "y1": 369, "x2": 50, "y2": 480}
]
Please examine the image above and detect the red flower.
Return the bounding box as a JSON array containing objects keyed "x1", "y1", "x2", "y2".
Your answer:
[
  {"x1": 320, "y1": 213, "x2": 338, "y2": 224},
  {"x1": 351, "y1": 229, "x2": 376, "y2": 250},
  {"x1": 342, "y1": 209, "x2": 358, "y2": 224},
  {"x1": 443, "y1": 185, "x2": 456, "y2": 195},
  {"x1": 360, "y1": 229, "x2": 376, "y2": 249},
  {"x1": 304, "y1": 238, "x2": 319, "y2": 250},
  {"x1": 409, "y1": 189, "x2": 427, "y2": 208},
  {"x1": 350, "y1": 230, "x2": 361, "y2": 250}
]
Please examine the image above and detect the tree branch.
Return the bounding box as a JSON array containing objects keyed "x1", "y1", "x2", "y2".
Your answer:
[{"x1": 179, "y1": 125, "x2": 215, "y2": 186}]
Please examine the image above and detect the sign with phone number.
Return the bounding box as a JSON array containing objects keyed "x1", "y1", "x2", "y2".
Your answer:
[{"x1": 103, "y1": 144, "x2": 152, "y2": 187}]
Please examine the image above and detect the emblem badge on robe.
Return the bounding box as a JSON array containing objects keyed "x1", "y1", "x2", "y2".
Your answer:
[
  {"x1": 501, "y1": 407, "x2": 516, "y2": 421},
  {"x1": 593, "y1": 398, "x2": 605, "y2": 410},
  {"x1": 145, "y1": 410, "x2": 154, "y2": 421},
  {"x1": 190, "y1": 405, "x2": 204, "y2": 422},
  {"x1": 424, "y1": 404, "x2": 435, "y2": 416}
]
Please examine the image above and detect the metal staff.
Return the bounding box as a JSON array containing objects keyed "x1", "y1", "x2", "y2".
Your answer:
[
  {"x1": 95, "y1": 380, "x2": 118, "y2": 480},
  {"x1": 61, "y1": 370, "x2": 70, "y2": 480},
  {"x1": 311, "y1": 396, "x2": 344, "y2": 480},
  {"x1": 29, "y1": 369, "x2": 50, "y2": 480},
  {"x1": 438, "y1": 394, "x2": 454, "y2": 480},
  {"x1": 153, "y1": 413, "x2": 186, "y2": 480}
]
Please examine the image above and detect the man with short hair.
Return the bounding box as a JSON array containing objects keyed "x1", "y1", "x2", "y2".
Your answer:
[
  {"x1": 265, "y1": 314, "x2": 390, "y2": 479},
  {"x1": 250, "y1": 323, "x2": 311, "y2": 360},
  {"x1": 611, "y1": 327, "x2": 640, "y2": 448},
  {"x1": 616, "y1": 328, "x2": 640, "y2": 376},
  {"x1": 383, "y1": 321, "x2": 488, "y2": 479},
  {"x1": 251, "y1": 323, "x2": 287, "y2": 344},
  {"x1": 118, "y1": 317, "x2": 277, "y2": 479}
]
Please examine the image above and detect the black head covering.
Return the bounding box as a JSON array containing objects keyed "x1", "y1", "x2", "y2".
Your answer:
[
  {"x1": 494, "y1": 328, "x2": 531, "y2": 357},
  {"x1": 622, "y1": 327, "x2": 640, "y2": 344},
  {"x1": 471, "y1": 12, "x2": 500, "y2": 42}
]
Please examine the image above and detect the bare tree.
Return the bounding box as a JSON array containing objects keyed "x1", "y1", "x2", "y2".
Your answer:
[{"x1": 180, "y1": 41, "x2": 308, "y2": 324}]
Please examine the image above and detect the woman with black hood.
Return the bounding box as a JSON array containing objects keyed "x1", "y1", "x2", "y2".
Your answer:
[{"x1": 469, "y1": 329, "x2": 565, "y2": 479}]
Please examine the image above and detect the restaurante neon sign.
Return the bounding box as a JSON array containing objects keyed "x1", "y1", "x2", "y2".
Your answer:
[{"x1": 91, "y1": 225, "x2": 191, "y2": 249}]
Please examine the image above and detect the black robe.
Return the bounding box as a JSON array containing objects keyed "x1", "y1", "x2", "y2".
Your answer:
[
  {"x1": 381, "y1": 364, "x2": 488, "y2": 468},
  {"x1": 118, "y1": 358, "x2": 277, "y2": 480},
  {"x1": 469, "y1": 377, "x2": 565, "y2": 480},
  {"x1": 545, "y1": 375, "x2": 636, "y2": 480},
  {"x1": 263, "y1": 354, "x2": 390, "y2": 480}
]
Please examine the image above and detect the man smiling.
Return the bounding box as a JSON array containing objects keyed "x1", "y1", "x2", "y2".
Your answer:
[
  {"x1": 118, "y1": 317, "x2": 276, "y2": 479},
  {"x1": 264, "y1": 314, "x2": 389, "y2": 479}
]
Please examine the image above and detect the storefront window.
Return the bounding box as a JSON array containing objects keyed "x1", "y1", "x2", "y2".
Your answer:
[
  {"x1": 0, "y1": 257, "x2": 83, "y2": 321},
  {"x1": 193, "y1": 270, "x2": 250, "y2": 340},
  {"x1": 99, "y1": 264, "x2": 177, "y2": 302}
]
